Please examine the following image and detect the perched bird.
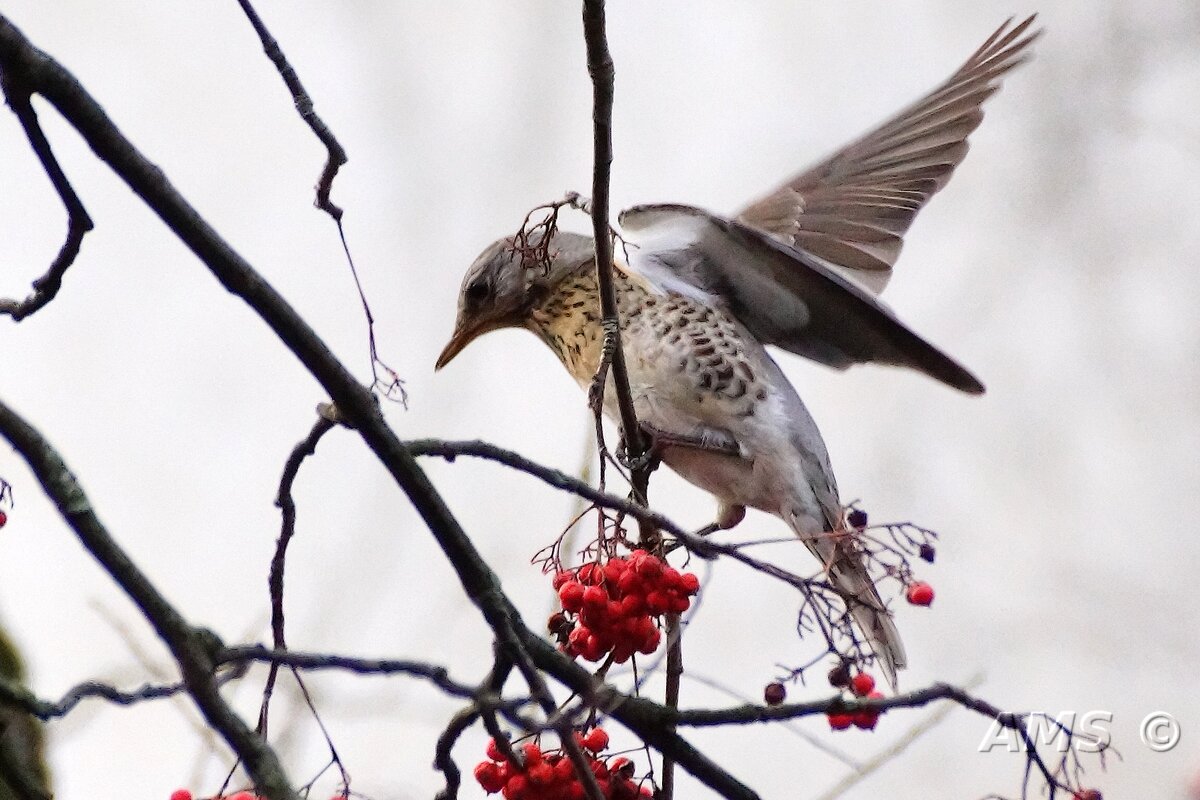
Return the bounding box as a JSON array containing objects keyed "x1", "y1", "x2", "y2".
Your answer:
[{"x1": 437, "y1": 16, "x2": 1039, "y2": 687}]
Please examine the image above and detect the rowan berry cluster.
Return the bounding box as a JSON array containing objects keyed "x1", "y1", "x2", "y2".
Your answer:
[
  {"x1": 474, "y1": 731, "x2": 652, "y2": 800},
  {"x1": 825, "y1": 670, "x2": 886, "y2": 732},
  {"x1": 549, "y1": 551, "x2": 699, "y2": 663}
]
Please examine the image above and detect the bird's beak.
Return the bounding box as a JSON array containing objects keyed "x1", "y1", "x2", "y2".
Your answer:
[{"x1": 435, "y1": 318, "x2": 482, "y2": 371}]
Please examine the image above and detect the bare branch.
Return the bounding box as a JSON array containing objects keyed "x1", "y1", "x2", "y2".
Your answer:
[
  {"x1": 233, "y1": 0, "x2": 346, "y2": 220},
  {"x1": 403, "y1": 438, "x2": 692, "y2": 543},
  {"x1": 579, "y1": 0, "x2": 650, "y2": 502},
  {"x1": 0, "y1": 65, "x2": 93, "y2": 321},
  {"x1": 0, "y1": 395, "x2": 298, "y2": 800},
  {"x1": 232, "y1": 0, "x2": 406, "y2": 405},
  {"x1": 0, "y1": 17, "x2": 757, "y2": 798},
  {"x1": 258, "y1": 415, "x2": 337, "y2": 737}
]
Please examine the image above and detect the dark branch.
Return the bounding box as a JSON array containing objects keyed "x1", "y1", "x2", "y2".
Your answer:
[
  {"x1": 234, "y1": 0, "x2": 346, "y2": 220},
  {"x1": 0, "y1": 62, "x2": 93, "y2": 321},
  {"x1": 579, "y1": 1, "x2": 649, "y2": 495},
  {"x1": 259, "y1": 415, "x2": 337, "y2": 736},
  {"x1": 0, "y1": 396, "x2": 298, "y2": 800},
  {"x1": 233, "y1": 0, "x2": 405, "y2": 404},
  {"x1": 0, "y1": 16, "x2": 757, "y2": 798},
  {"x1": 403, "y1": 439, "x2": 692, "y2": 542}
]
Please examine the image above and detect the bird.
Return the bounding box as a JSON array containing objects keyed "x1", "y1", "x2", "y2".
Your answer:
[{"x1": 436, "y1": 16, "x2": 1039, "y2": 687}]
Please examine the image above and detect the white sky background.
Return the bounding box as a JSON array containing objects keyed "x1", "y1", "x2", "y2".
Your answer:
[{"x1": 1, "y1": 1, "x2": 1198, "y2": 798}]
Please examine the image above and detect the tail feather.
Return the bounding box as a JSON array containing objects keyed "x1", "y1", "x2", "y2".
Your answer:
[
  {"x1": 825, "y1": 549, "x2": 907, "y2": 690},
  {"x1": 789, "y1": 514, "x2": 907, "y2": 689}
]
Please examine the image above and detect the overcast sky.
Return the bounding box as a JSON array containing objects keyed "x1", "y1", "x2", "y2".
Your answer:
[{"x1": 1, "y1": 2, "x2": 1198, "y2": 798}]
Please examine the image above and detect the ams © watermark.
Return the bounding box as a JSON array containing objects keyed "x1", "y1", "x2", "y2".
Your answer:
[{"x1": 979, "y1": 711, "x2": 1181, "y2": 753}]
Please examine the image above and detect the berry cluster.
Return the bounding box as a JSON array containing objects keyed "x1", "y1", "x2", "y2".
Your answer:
[
  {"x1": 549, "y1": 552, "x2": 699, "y2": 663},
  {"x1": 475, "y1": 731, "x2": 652, "y2": 800},
  {"x1": 825, "y1": 671, "x2": 886, "y2": 732}
]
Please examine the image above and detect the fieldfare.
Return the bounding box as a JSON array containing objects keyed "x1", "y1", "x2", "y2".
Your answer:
[{"x1": 437, "y1": 16, "x2": 1039, "y2": 686}]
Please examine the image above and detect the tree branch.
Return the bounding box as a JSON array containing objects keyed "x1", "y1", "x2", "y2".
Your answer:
[
  {"x1": 403, "y1": 438, "x2": 691, "y2": 542},
  {"x1": 0, "y1": 396, "x2": 298, "y2": 800},
  {"x1": 0, "y1": 17, "x2": 755, "y2": 798},
  {"x1": 0, "y1": 59, "x2": 93, "y2": 321},
  {"x1": 579, "y1": 1, "x2": 649, "y2": 496},
  {"x1": 233, "y1": 0, "x2": 346, "y2": 220}
]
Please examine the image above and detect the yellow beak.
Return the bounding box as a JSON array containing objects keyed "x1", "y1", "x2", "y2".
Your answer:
[{"x1": 435, "y1": 317, "x2": 486, "y2": 371}]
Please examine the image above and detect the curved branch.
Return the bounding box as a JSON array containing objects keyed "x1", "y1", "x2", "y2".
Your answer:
[
  {"x1": 0, "y1": 396, "x2": 298, "y2": 800},
  {"x1": 0, "y1": 64, "x2": 93, "y2": 321},
  {"x1": 403, "y1": 439, "x2": 691, "y2": 541},
  {"x1": 233, "y1": 0, "x2": 346, "y2": 220},
  {"x1": 0, "y1": 17, "x2": 757, "y2": 799}
]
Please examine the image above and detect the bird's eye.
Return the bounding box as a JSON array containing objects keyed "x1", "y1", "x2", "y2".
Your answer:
[{"x1": 465, "y1": 278, "x2": 489, "y2": 303}]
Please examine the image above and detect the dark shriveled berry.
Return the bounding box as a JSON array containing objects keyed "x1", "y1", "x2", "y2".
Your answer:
[{"x1": 763, "y1": 682, "x2": 786, "y2": 705}]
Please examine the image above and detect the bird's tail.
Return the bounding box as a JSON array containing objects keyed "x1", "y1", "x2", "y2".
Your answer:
[{"x1": 791, "y1": 518, "x2": 907, "y2": 689}]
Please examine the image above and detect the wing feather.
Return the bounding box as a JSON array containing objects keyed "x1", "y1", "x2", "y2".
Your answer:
[{"x1": 737, "y1": 15, "x2": 1040, "y2": 294}]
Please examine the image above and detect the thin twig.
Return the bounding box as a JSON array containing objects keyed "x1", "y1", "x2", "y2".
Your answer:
[
  {"x1": 233, "y1": 0, "x2": 406, "y2": 404},
  {"x1": 233, "y1": 0, "x2": 346, "y2": 220},
  {"x1": 0, "y1": 70, "x2": 93, "y2": 321},
  {"x1": 259, "y1": 415, "x2": 336, "y2": 737},
  {"x1": 403, "y1": 439, "x2": 690, "y2": 542}
]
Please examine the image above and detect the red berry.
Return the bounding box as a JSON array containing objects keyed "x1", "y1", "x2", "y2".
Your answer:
[
  {"x1": 582, "y1": 585, "x2": 609, "y2": 609},
  {"x1": 577, "y1": 563, "x2": 604, "y2": 585},
  {"x1": 906, "y1": 581, "x2": 935, "y2": 606},
  {"x1": 611, "y1": 641, "x2": 635, "y2": 664},
  {"x1": 668, "y1": 594, "x2": 691, "y2": 614},
  {"x1": 617, "y1": 570, "x2": 642, "y2": 596},
  {"x1": 634, "y1": 556, "x2": 662, "y2": 579},
  {"x1": 604, "y1": 560, "x2": 626, "y2": 582},
  {"x1": 827, "y1": 712, "x2": 854, "y2": 730},
  {"x1": 522, "y1": 742, "x2": 543, "y2": 765},
  {"x1": 502, "y1": 773, "x2": 529, "y2": 800},
  {"x1": 849, "y1": 673, "x2": 875, "y2": 697},
  {"x1": 645, "y1": 590, "x2": 670, "y2": 614},
  {"x1": 661, "y1": 566, "x2": 681, "y2": 587},
  {"x1": 763, "y1": 682, "x2": 786, "y2": 705},
  {"x1": 554, "y1": 758, "x2": 576, "y2": 781},
  {"x1": 552, "y1": 571, "x2": 574, "y2": 590},
  {"x1": 620, "y1": 594, "x2": 645, "y2": 616},
  {"x1": 560, "y1": 581, "x2": 586, "y2": 612},
  {"x1": 1073, "y1": 791, "x2": 1102, "y2": 800},
  {"x1": 852, "y1": 709, "x2": 880, "y2": 730},
  {"x1": 853, "y1": 691, "x2": 885, "y2": 730},
  {"x1": 609, "y1": 757, "x2": 635, "y2": 778},
  {"x1": 528, "y1": 762, "x2": 554, "y2": 785},
  {"x1": 583, "y1": 727, "x2": 609, "y2": 752},
  {"x1": 637, "y1": 627, "x2": 661, "y2": 654},
  {"x1": 476, "y1": 761, "x2": 506, "y2": 793},
  {"x1": 486, "y1": 736, "x2": 507, "y2": 762},
  {"x1": 678, "y1": 573, "x2": 700, "y2": 594},
  {"x1": 169, "y1": 791, "x2": 193, "y2": 800}
]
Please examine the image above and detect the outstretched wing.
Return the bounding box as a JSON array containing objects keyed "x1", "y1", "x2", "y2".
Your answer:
[
  {"x1": 617, "y1": 204, "x2": 984, "y2": 394},
  {"x1": 736, "y1": 15, "x2": 1039, "y2": 294}
]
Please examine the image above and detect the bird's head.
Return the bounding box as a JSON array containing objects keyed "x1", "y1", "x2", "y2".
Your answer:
[{"x1": 436, "y1": 229, "x2": 594, "y2": 370}]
